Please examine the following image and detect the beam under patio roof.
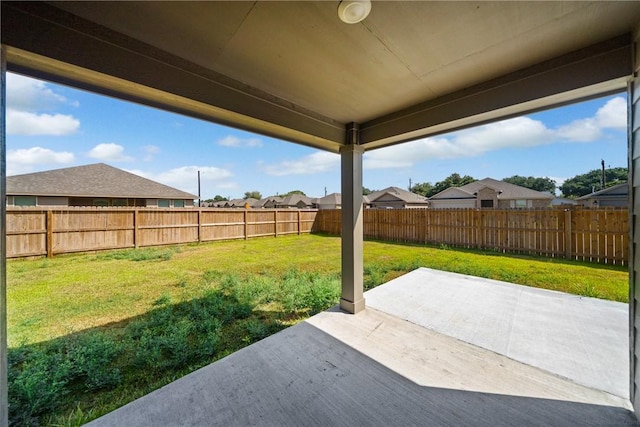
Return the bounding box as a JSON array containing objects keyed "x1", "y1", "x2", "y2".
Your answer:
[{"x1": 2, "y1": 2, "x2": 640, "y2": 425}]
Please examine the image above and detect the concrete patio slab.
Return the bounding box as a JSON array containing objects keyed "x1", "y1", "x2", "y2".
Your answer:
[
  {"x1": 87, "y1": 269, "x2": 634, "y2": 426},
  {"x1": 365, "y1": 267, "x2": 628, "y2": 398}
]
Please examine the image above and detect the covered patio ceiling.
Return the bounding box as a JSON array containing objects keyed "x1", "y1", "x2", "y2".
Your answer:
[
  {"x1": 3, "y1": 1, "x2": 640, "y2": 425},
  {"x1": 2, "y1": 1, "x2": 639, "y2": 152}
]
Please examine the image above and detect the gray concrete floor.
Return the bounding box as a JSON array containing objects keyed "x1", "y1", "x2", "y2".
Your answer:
[
  {"x1": 87, "y1": 269, "x2": 635, "y2": 426},
  {"x1": 365, "y1": 268, "x2": 629, "y2": 399}
]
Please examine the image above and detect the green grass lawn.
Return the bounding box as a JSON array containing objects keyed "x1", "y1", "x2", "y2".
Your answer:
[{"x1": 7, "y1": 234, "x2": 628, "y2": 426}]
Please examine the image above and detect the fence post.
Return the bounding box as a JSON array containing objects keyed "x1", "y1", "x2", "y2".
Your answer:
[
  {"x1": 244, "y1": 210, "x2": 248, "y2": 240},
  {"x1": 298, "y1": 210, "x2": 301, "y2": 235},
  {"x1": 133, "y1": 209, "x2": 139, "y2": 248},
  {"x1": 274, "y1": 210, "x2": 278, "y2": 237},
  {"x1": 46, "y1": 210, "x2": 53, "y2": 258},
  {"x1": 197, "y1": 209, "x2": 202, "y2": 243},
  {"x1": 564, "y1": 209, "x2": 572, "y2": 260}
]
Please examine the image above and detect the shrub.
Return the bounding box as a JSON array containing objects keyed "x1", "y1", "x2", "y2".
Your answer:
[
  {"x1": 8, "y1": 331, "x2": 122, "y2": 426},
  {"x1": 364, "y1": 264, "x2": 387, "y2": 290}
]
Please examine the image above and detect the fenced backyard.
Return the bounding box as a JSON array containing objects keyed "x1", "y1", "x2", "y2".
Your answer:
[
  {"x1": 313, "y1": 207, "x2": 629, "y2": 265},
  {"x1": 6, "y1": 208, "x2": 317, "y2": 258},
  {"x1": 6, "y1": 206, "x2": 629, "y2": 265}
]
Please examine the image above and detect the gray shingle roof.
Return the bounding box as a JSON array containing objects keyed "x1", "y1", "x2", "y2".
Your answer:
[
  {"x1": 367, "y1": 187, "x2": 429, "y2": 204},
  {"x1": 7, "y1": 163, "x2": 197, "y2": 199},
  {"x1": 576, "y1": 182, "x2": 628, "y2": 200},
  {"x1": 456, "y1": 178, "x2": 554, "y2": 200},
  {"x1": 315, "y1": 193, "x2": 341, "y2": 205},
  {"x1": 279, "y1": 194, "x2": 313, "y2": 206}
]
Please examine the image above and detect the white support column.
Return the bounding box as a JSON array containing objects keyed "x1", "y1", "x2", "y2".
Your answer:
[
  {"x1": 340, "y1": 123, "x2": 365, "y2": 314},
  {"x1": 0, "y1": 45, "x2": 8, "y2": 427}
]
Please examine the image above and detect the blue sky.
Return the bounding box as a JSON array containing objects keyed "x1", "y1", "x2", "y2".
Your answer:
[{"x1": 6, "y1": 72, "x2": 628, "y2": 199}]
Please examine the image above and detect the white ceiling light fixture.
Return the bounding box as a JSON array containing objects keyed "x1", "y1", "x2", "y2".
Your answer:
[{"x1": 337, "y1": 0, "x2": 372, "y2": 24}]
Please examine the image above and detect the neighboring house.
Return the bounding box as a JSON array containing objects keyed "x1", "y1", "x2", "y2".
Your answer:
[
  {"x1": 201, "y1": 200, "x2": 227, "y2": 208},
  {"x1": 577, "y1": 182, "x2": 629, "y2": 208},
  {"x1": 242, "y1": 198, "x2": 260, "y2": 208},
  {"x1": 314, "y1": 193, "x2": 341, "y2": 210},
  {"x1": 429, "y1": 178, "x2": 553, "y2": 209},
  {"x1": 365, "y1": 187, "x2": 429, "y2": 209},
  {"x1": 253, "y1": 196, "x2": 283, "y2": 209},
  {"x1": 222, "y1": 198, "x2": 250, "y2": 208},
  {"x1": 276, "y1": 194, "x2": 314, "y2": 209},
  {"x1": 6, "y1": 163, "x2": 197, "y2": 208}
]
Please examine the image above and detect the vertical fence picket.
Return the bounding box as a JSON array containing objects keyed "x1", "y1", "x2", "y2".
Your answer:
[{"x1": 6, "y1": 207, "x2": 629, "y2": 265}]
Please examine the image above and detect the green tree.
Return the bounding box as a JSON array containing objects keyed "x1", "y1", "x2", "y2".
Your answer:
[
  {"x1": 243, "y1": 191, "x2": 262, "y2": 200},
  {"x1": 362, "y1": 187, "x2": 373, "y2": 196},
  {"x1": 207, "y1": 195, "x2": 228, "y2": 202},
  {"x1": 502, "y1": 175, "x2": 556, "y2": 193},
  {"x1": 410, "y1": 182, "x2": 434, "y2": 197},
  {"x1": 281, "y1": 190, "x2": 306, "y2": 196},
  {"x1": 430, "y1": 173, "x2": 476, "y2": 197},
  {"x1": 559, "y1": 167, "x2": 627, "y2": 198}
]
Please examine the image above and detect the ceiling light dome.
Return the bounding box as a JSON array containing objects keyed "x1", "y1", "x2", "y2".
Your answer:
[{"x1": 338, "y1": 0, "x2": 372, "y2": 24}]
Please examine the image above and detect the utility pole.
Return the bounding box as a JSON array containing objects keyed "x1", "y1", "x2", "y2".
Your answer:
[
  {"x1": 197, "y1": 170, "x2": 201, "y2": 207},
  {"x1": 601, "y1": 159, "x2": 606, "y2": 190},
  {"x1": 408, "y1": 178, "x2": 412, "y2": 191}
]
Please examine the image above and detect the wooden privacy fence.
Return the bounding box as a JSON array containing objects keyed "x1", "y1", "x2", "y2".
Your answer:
[
  {"x1": 7, "y1": 207, "x2": 629, "y2": 265},
  {"x1": 312, "y1": 208, "x2": 629, "y2": 265},
  {"x1": 6, "y1": 208, "x2": 318, "y2": 259}
]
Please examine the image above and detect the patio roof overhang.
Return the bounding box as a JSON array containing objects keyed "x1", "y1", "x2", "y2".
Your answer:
[
  {"x1": 1, "y1": 2, "x2": 637, "y2": 153},
  {"x1": 2, "y1": 1, "x2": 640, "y2": 425}
]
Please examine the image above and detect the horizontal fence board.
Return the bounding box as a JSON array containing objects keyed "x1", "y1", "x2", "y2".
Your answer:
[
  {"x1": 314, "y1": 207, "x2": 628, "y2": 266},
  {"x1": 6, "y1": 208, "x2": 318, "y2": 258},
  {"x1": 6, "y1": 207, "x2": 628, "y2": 265}
]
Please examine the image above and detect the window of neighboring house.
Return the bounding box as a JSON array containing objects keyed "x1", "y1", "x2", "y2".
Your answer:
[
  {"x1": 515, "y1": 199, "x2": 527, "y2": 208},
  {"x1": 93, "y1": 199, "x2": 108, "y2": 207},
  {"x1": 14, "y1": 196, "x2": 37, "y2": 206},
  {"x1": 111, "y1": 199, "x2": 127, "y2": 207},
  {"x1": 480, "y1": 199, "x2": 494, "y2": 208},
  {"x1": 158, "y1": 199, "x2": 171, "y2": 208},
  {"x1": 173, "y1": 199, "x2": 185, "y2": 208}
]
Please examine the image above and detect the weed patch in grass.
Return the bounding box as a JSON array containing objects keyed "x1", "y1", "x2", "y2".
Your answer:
[
  {"x1": 6, "y1": 234, "x2": 629, "y2": 425},
  {"x1": 95, "y1": 247, "x2": 177, "y2": 262}
]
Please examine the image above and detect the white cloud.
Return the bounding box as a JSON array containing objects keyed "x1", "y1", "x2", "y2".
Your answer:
[
  {"x1": 555, "y1": 96, "x2": 626, "y2": 142},
  {"x1": 218, "y1": 135, "x2": 263, "y2": 148},
  {"x1": 262, "y1": 151, "x2": 339, "y2": 176},
  {"x1": 7, "y1": 147, "x2": 74, "y2": 175},
  {"x1": 6, "y1": 73, "x2": 80, "y2": 136},
  {"x1": 594, "y1": 96, "x2": 626, "y2": 129},
  {"x1": 555, "y1": 118, "x2": 602, "y2": 142},
  {"x1": 6, "y1": 73, "x2": 72, "y2": 111},
  {"x1": 7, "y1": 110, "x2": 80, "y2": 136},
  {"x1": 144, "y1": 145, "x2": 161, "y2": 154},
  {"x1": 128, "y1": 165, "x2": 235, "y2": 195},
  {"x1": 364, "y1": 96, "x2": 628, "y2": 170},
  {"x1": 548, "y1": 176, "x2": 566, "y2": 188},
  {"x1": 88, "y1": 143, "x2": 133, "y2": 162},
  {"x1": 365, "y1": 117, "x2": 554, "y2": 169},
  {"x1": 142, "y1": 145, "x2": 161, "y2": 161}
]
